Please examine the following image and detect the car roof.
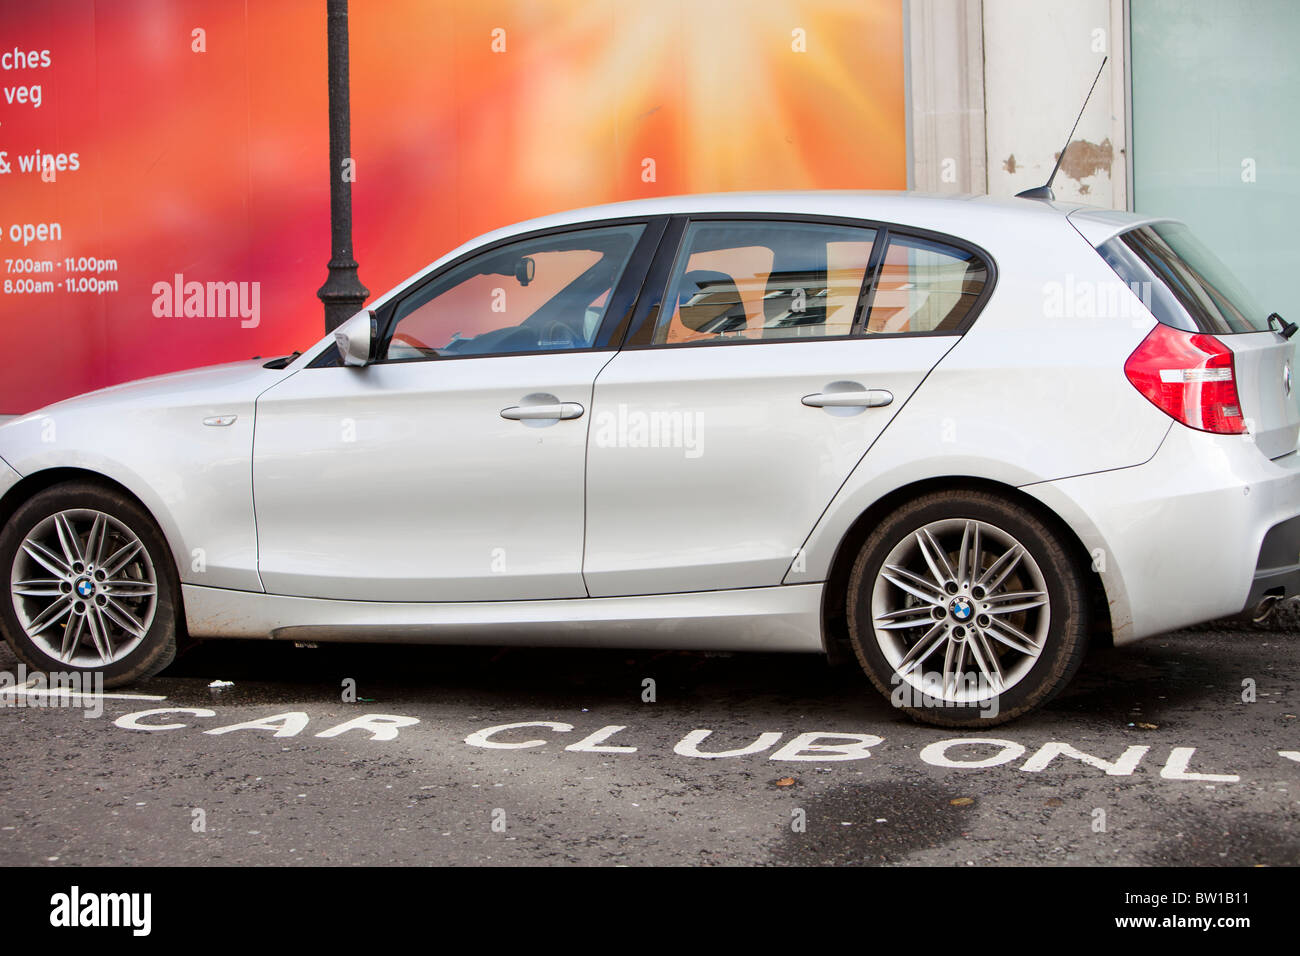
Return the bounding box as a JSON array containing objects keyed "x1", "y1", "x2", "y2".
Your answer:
[{"x1": 489, "y1": 189, "x2": 1165, "y2": 237}]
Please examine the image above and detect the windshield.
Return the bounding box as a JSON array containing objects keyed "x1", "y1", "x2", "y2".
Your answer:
[{"x1": 1100, "y1": 222, "x2": 1269, "y2": 334}]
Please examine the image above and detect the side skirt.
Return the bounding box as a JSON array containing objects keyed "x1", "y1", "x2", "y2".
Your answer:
[{"x1": 181, "y1": 583, "x2": 826, "y2": 653}]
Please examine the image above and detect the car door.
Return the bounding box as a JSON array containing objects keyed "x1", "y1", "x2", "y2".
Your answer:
[
  {"x1": 582, "y1": 216, "x2": 992, "y2": 597},
  {"x1": 252, "y1": 220, "x2": 658, "y2": 602}
]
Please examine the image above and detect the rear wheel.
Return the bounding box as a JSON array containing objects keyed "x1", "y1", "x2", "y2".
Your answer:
[
  {"x1": 847, "y1": 490, "x2": 1088, "y2": 727},
  {"x1": 0, "y1": 482, "x2": 179, "y2": 687}
]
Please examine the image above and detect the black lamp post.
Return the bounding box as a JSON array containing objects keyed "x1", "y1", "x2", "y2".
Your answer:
[{"x1": 317, "y1": 0, "x2": 369, "y2": 332}]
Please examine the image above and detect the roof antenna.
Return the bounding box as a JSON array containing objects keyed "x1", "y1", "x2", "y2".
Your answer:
[{"x1": 1016, "y1": 56, "x2": 1108, "y2": 201}]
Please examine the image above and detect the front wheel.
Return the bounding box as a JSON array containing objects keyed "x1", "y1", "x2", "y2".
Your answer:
[
  {"x1": 846, "y1": 490, "x2": 1089, "y2": 727},
  {"x1": 0, "y1": 481, "x2": 180, "y2": 687}
]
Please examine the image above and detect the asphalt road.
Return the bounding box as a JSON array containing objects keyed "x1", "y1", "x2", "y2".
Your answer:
[{"x1": 1, "y1": 614, "x2": 1297, "y2": 866}]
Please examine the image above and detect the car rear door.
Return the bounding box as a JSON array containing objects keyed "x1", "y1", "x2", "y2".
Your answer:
[{"x1": 582, "y1": 216, "x2": 994, "y2": 597}]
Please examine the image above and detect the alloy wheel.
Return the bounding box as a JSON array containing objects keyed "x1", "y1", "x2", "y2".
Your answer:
[
  {"x1": 870, "y1": 517, "x2": 1050, "y2": 704},
  {"x1": 9, "y1": 508, "x2": 158, "y2": 666}
]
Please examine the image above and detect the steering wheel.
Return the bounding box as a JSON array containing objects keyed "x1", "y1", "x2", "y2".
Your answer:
[{"x1": 539, "y1": 322, "x2": 576, "y2": 350}]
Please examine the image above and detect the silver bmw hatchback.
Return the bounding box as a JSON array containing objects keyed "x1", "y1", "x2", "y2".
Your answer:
[{"x1": 1, "y1": 191, "x2": 1297, "y2": 726}]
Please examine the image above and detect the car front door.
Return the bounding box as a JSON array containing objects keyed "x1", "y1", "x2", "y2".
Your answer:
[
  {"x1": 252, "y1": 220, "x2": 657, "y2": 602},
  {"x1": 582, "y1": 216, "x2": 992, "y2": 596}
]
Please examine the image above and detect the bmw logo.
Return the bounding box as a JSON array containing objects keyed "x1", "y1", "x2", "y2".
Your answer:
[
  {"x1": 75, "y1": 579, "x2": 95, "y2": 598},
  {"x1": 950, "y1": 597, "x2": 973, "y2": 621}
]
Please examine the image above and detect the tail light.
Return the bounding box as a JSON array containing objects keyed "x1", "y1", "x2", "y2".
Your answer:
[{"x1": 1124, "y1": 323, "x2": 1246, "y2": 434}]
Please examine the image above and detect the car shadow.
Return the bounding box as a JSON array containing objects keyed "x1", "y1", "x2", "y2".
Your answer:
[{"x1": 143, "y1": 627, "x2": 1273, "y2": 730}]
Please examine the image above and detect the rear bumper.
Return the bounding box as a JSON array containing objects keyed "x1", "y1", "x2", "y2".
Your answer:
[
  {"x1": 1244, "y1": 514, "x2": 1300, "y2": 608},
  {"x1": 1024, "y1": 426, "x2": 1300, "y2": 644}
]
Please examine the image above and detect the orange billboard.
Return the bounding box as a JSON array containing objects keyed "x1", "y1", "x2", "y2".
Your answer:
[{"x1": 0, "y1": 0, "x2": 906, "y2": 412}]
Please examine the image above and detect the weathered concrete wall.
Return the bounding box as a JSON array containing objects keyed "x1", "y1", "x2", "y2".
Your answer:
[{"x1": 981, "y1": 0, "x2": 1128, "y2": 207}]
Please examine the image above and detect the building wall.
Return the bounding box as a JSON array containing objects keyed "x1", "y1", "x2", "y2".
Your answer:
[
  {"x1": 906, "y1": 0, "x2": 985, "y2": 193},
  {"x1": 909, "y1": 0, "x2": 1128, "y2": 207},
  {"x1": 0, "y1": 0, "x2": 908, "y2": 413},
  {"x1": 7, "y1": 0, "x2": 1292, "y2": 414},
  {"x1": 1130, "y1": 0, "x2": 1300, "y2": 324},
  {"x1": 983, "y1": 0, "x2": 1126, "y2": 205}
]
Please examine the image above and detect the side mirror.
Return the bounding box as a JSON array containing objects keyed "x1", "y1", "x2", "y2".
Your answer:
[{"x1": 334, "y1": 309, "x2": 376, "y2": 367}]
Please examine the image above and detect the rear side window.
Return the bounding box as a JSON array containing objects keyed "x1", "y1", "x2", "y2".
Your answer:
[
  {"x1": 1098, "y1": 223, "x2": 1268, "y2": 334},
  {"x1": 655, "y1": 221, "x2": 876, "y2": 344},
  {"x1": 651, "y1": 220, "x2": 989, "y2": 345}
]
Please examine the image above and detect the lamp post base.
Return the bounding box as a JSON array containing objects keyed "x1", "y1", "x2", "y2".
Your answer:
[{"x1": 318, "y1": 260, "x2": 369, "y2": 333}]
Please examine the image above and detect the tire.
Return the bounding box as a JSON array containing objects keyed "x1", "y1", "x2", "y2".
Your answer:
[
  {"x1": 846, "y1": 490, "x2": 1088, "y2": 728},
  {"x1": 0, "y1": 481, "x2": 180, "y2": 687}
]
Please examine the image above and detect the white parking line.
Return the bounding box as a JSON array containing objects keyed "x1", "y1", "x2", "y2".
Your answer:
[{"x1": 0, "y1": 680, "x2": 167, "y2": 702}]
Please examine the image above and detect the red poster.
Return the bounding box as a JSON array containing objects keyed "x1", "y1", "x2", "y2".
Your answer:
[{"x1": 0, "y1": 0, "x2": 906, "y2": 412}]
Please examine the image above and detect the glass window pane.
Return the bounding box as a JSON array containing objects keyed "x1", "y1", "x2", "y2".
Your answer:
[
  {"x1": 385, "y1": 223, "x2": 644, "y2": 360},
  {"x1": 1100, "y1": 223, "x2": 1269, "y2": 335},
  {"x1": 1144, "y1": 223, "x2": 1266, "y2": 333},
  {"x1": 867, "y1": 235, "x2": 986, "y2": 333},
  {"x1": 654, "y1": 221, "x2": 876, "y2": 344}
]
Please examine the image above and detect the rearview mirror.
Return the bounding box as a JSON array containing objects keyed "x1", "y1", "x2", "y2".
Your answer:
[
  {"x1": 334, "y1": 309, "x2": 376, "y2": 367},
  {"x1": 514, "y1": 256, "x2": 535, "y2": 287}
]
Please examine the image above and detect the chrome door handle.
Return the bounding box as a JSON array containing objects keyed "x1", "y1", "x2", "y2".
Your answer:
[
  {"x1": 801, "y1": 389, "x2": 893, "y2": 408},
  {"x1": 500, "y1": 402, "x2": 585, "y2": 421}
]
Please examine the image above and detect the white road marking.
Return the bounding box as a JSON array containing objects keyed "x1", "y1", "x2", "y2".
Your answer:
[
  {"x1": 9, "y1": 692, "x2": 1275, "y2": 787},
  {"x1": 0, "y1": 683, "x2": 167, "y2": 703}
]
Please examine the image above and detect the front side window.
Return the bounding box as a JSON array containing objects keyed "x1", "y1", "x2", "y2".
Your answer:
[
  {"x1": 383, "y1": 223, "x2": 645, "y2": 360},
  {"x1": 653, "y1": 221, "x2": 877, "y2": 344}
]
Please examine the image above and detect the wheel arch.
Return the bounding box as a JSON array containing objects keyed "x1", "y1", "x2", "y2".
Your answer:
[
  {"x1": 819, "y1": 475, "x2": 1113, "y2": 661},
  {"x1": 0, "y1": 467, "x2": 187, "y2": 587}
]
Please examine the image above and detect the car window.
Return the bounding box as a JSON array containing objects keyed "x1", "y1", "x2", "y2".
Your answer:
[
  {"x1": 383, "y1": 223, "x2": 645, "y2": 360},
  {"x1": 865, "y1": 234, "x2": 988, "y2": 334},
  {"x1": 1098, "y1": 223, "x2": 1268, "y2": 335},
  {"x1": 653, "y1": 221, "x2": 877, "y2": 344}
]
